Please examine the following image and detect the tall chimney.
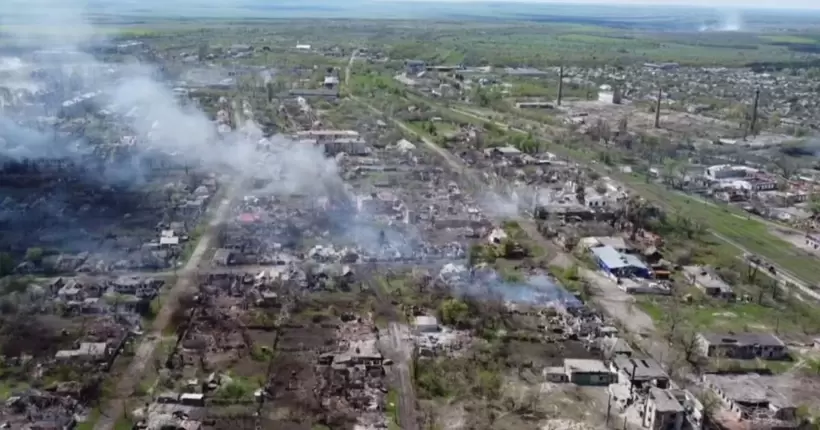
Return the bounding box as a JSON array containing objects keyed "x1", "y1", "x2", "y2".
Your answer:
[
  {"x1": 750, "y1": 88, "x2": 760, "y2": 137},
  {"x1": 654, "y1": 87, "x2": 662, "y2": 129},
  {"x1": 557, "y1": 65, "x2": 564, "y2": 106}
]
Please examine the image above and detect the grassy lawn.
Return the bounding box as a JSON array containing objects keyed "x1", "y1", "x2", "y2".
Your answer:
[
  {"x1": 115, "y1": 417, "x2": 134, "y2": 430},
  {"x1": 0, "y1": 380, "x2": 28, "y2": 400},
  {"x1": 637, "y1": 294, "x2": 820, "y2": 337},
  {"x1": 386, "y1": 388, "x2": 401, "y2": 430},
  {"x1": 433, "y1": 121, "x2": 459, "y2": 136},
  {"x1": 622, "y1": 176, "x2": 820, "y2": 285},
  {"x1": 760, "y1": 34, "x2": 818, "y2": 44},
  {"x1": 76, "y1": 409, "x2": 102, "y2": 430},
  {"x1": 557, "y1": 33, "x2": 638, "y2": 44}
]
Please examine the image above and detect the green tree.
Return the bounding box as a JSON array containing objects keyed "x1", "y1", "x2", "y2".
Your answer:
[
  {"x1": 810, "y1": 195, "x2": 820, "y2": 218},
  {"x1": 265, "y1": 82, "x2": 275, "y2": 102},
  {"x1": 439, "y1": 299, "x2": 470, "y2": 327},
  {"x1": 775, "y1": 157, "x2": 797, "y2": 180},
  {"x1": 0, "y1": 253, "x2": 14, "y2": 277},
  {"x1": 25, "y1": 247, "x2": 44, "y2": 263}
]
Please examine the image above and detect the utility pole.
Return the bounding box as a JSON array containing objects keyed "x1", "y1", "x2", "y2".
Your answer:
[
  {"x1": 749, "y1": 87, "x2": 760, "y2": 137},
  {"x1": 606, "y1": 392, "x2": 613, "y2": 424},
  {"x1": 557, "y1": 65, "x2": 564, "y2": 106},
  {"x1": 654, "y1": 87, "x2": 662, "y2": 129}
]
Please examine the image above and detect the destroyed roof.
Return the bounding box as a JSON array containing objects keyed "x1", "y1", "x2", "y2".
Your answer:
[
  {"x1": 600, "y1": 337, "x2": 633, "y2": 356},
  {"x1": 484, "y1": 146, "x2": 521, "y2": 155},
  {"x1": 113, "y1": 276, "x2": 142, "y2": 286},
  {"x1": 334, "y1": 339, "x2": 382, "y2": 365},
  {"x1": 592, "y1": 236, "x2": 629, "y2": 250},
  {"x1": 649, "y1": 387, "x2": 684, "y2": 412},
  {"x1": 612, "y1": 356, "x2": 668, "y2": 381},
  {"x1": 395, "y1": 139, "x2": 416, "y2": 151},
  {"x1": 703, "y1": 373, "x2": 793, "y2": 408},
  {"x1": 296, "y1": 130, "x2": 359, "y2": 138},
  {"x1": 699, "y1": 332, "x2": 784, "y2": 347},
  {"x1": 55, "y1": 342, "x2": 107, "y2": 358},
  {"x1": 563, "y1": 358, "x2": 609, "y2": 373},
  {"x1": 287, "y1": 88, "x2": 339, "y2": 97},
  {"x1": 682, "y1": 266, "x2": 733, "y2": 294}
]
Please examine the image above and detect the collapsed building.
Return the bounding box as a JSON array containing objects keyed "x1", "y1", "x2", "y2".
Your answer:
[
  {"x1": 0, "y1": 390, "x2": 85, "y2": 430},
  {"x1": 215, "y1": 133, "x2": 489, "y2": 266}
]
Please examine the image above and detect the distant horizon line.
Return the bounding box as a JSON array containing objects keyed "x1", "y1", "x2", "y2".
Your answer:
[{"x1": 368, "y1": 0, "x2": 820, "y2": 11}]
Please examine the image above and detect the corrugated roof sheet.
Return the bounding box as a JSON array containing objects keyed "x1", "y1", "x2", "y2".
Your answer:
[{"x1": 591, "y1": 245, "x2": 648, "y2": 271}]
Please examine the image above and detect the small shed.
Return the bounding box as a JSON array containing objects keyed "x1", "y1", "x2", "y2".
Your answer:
[
  {"x1": 563, "y1": 359, "x2": 614, "y2": 386},
  {"x1": 180, "y1": 393, "x2": 205, "y2": 406},
  {"x1": 543, "y1": 366, "x2": 568, "y2": 383},
  {"x1": 414, "y1": 316, "x2": 439, "y2": 333}
]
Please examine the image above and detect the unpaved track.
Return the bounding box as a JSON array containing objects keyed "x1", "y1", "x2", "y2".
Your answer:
[
  {"x1": 447, "y1": 104, "x2": 819, "y2": 296},
  {"x1": 93, "y1": 181, "x2": 241, "y2": 430},
  {"x1": 370, "y1": 274, "x2": 420, "y2": 430},
  {"x1": 387, "y1": 322, "x2": 419, "y2": 430}
]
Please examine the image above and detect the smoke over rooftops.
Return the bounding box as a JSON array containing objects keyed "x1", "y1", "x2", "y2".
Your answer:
[{"x1": 0, "y1": 0, "x2": 343, "y2": 200}]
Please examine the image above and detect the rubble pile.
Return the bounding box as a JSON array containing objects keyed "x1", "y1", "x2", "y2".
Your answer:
[
  {"x1": 318, "y1": 315, "x2": 387, "y2": 430},
  {"x1": 0, "y1": 390, "x2": 86, "y2": 430},
  {"x1": 214, "y1": 130, "x2": 492, "y2": 269}
]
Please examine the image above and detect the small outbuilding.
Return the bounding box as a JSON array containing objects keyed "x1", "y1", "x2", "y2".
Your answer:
[
  {"x1": 563, "y1": 359, "x2": 614, "y2": 386},
  {"x1": 414, "y1": 316, "x2": 439, "y2": 333}
]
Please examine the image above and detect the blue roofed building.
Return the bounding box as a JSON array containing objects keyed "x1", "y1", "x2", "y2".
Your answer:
[{"x1": 590, "y1": 245, "x2": 652, "y2": 279}]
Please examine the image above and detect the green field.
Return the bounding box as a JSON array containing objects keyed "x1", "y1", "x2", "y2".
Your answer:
[
  {"x1": 416, "y1": 26, "x2": 813, "y2": 67},
  {"x1": 622, "y1": 177, "x2": 820, "y2": 286},
  {"x1": 760, "y1": 34, "x2": 819, "y2": 44}
]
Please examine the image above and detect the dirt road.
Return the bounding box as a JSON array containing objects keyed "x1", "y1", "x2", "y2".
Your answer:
[
  {"x1": 446, "y1": 103, "x2": 820, "y2": 296},
  {"x1": 386, "y1": 322, "x2": 419, "y2": 430},
  {"x1": 93, "y1": 181, "x2": 241, "y2": 430},
  {"x1": 359, "y1": 97, "x2": 678, "y2": 364}
]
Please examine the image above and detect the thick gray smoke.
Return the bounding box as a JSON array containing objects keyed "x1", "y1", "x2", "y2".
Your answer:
[{"x1": 0, "y1": 0, "x2": 339, "y2": 198}]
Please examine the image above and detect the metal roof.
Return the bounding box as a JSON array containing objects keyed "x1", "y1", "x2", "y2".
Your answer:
[
  {"x1": 590, "y1": 245, "x2": 648, "y2": 271},
  {"x1": 699, "y1": 332, "x2": 784, "y2": 347}
]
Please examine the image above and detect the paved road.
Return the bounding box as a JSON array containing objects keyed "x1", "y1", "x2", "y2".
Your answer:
[{"x1": 93, "y1": 180, "x2": 242, "y2": 430}]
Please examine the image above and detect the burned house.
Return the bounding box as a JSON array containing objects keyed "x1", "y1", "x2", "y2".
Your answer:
[
  {"x1": 322, "y1": 138, "x2": 371, "y2": 157},
  {"x1": 54, "y1": 315, "x2": 132, "y2": 369},
  {"x1": 55, "y1": 342, "x2": 108, "y2": 362},
  {"x1": 696, "y1": 332, "x2": 788, "y2": 360},
  {"x1": 610, "y1": 356, "x2": 670, "y2": 391},
  {"x1": 682, "y1": 266, "x2": 734, "y2": 300},
  {"x1": 315, "y1": 316, "x2": 387, "y2": 430},
  {"x1": 320, "y1": 339, "x2": 383, "y2": 368},
  {"x1": 0, "y1": 390, "x2": 82, "y2": 430},
  {"x1": 110, "y1": 276, "x2": 161, "y2": 298},
  {"x1": 702, "y1": 373, "x2": 802, "y2": 429}
]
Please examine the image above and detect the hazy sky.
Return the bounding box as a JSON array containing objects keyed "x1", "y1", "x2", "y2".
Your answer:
[{"x1": 385, "y1": 0, "x2": 820, "y2": 10}]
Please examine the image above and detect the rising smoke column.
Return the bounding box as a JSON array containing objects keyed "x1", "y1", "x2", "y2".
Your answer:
[
  {"x1": 699, "y1": 9, "x2": 743, "y2": 32},
  {"x1": 0, "y1": 0, "x2": 342, "y2": 199}
]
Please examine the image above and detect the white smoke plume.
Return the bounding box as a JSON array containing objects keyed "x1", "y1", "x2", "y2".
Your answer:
[
  {"x1": 699, "y1": 9, "x2": 743, "y2": 32},
  {"x1": 0, "y1": 0, "x2": 340, "y2": 199}
]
